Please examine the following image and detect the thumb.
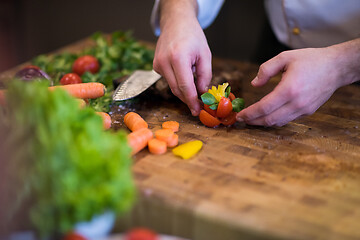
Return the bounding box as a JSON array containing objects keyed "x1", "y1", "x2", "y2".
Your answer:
[{"x1": 252, "y1": 53, "x2": 288, "y2": 87}]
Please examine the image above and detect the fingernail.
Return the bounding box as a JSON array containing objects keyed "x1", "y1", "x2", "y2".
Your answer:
[
  {"x1": 251, "y1": 76, "x2": 258, "y2": 85},
  {"x1": 236, "y1": 117, "x2": 244, "y2": 122},
  {"x1": 191, "y1": 109, "x2": 198, "y2": 116}
]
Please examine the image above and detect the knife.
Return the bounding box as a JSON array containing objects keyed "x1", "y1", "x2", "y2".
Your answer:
[{"x1": 112, "y1": 70, "x2": 162, "y2": 101}]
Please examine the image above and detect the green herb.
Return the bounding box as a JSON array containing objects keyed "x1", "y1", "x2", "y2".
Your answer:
[
  {"x1": 225, "y1": 86, "x2": 231, "y2": 98},
  {"x1": 209, "y1": 103, "x2": 218, "y2": 110},
  {"x1": 0, "y1": 80, "x2": 135, "y2": 238},
  {"x1": 232, "y1": 98, "x2": 245, "y2": 112},
  {"x1": 201, "y1": 92, "x2": 217, "y2": 105}
]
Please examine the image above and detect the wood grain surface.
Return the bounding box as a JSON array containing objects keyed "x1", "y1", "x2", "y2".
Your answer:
[{"x1": 1, "y1": 39, "x2": 360, "y2": 240}]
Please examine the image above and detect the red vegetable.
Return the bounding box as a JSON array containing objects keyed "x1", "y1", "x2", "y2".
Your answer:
[
  {"x1": 229, "y1": 92, "x2": 236, "y2": 101},
  {"x1": 126, "y1": 227, "x2": 158, "y2": 240},
  {"x1": 14, "y1": 67, "x2": 51, "y2": 82},
  {"x1": 204, "y1": 104, "x2": 217, "y2": 117},
  {"x1": 216, "y1": 97, "x2": 232, "y2": 118},
  {"x1": 63, "y1": 232, "x2": 87, "y2": 240},
  {"x1": 60, "y1": 73, "x2": 82, "y2": 85},
  {"x1": 72, "y1": 55, "x2": 100, "y2": 76},
  {"x1": 221, "y1": 111, "x2": 237, "y2": 126},
  {"x1": 199, "y1": 109, "x2": 221, "y2": 128}
]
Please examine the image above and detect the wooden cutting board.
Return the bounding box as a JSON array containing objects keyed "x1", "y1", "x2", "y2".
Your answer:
[{"x1": 1, "y1": 40, "x2": 360, "y2": 240}]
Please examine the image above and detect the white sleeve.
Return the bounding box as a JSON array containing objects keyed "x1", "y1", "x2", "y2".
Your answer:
[{"x1": 151, "y1": 0, "x2": 225, "y2": 36}]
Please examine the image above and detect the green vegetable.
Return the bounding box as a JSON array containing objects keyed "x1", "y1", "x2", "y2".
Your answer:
[
  {"x1": 225, "y1": 86, "x2": 231, "y2": 98},
  {"x1": 209, "y1": 103, "x2": 218, "y2": 110},
  {"x1": 232, "y1": 98, "x2": 245, "y2": 112},
  {"x1": 32, "y1": 31, "x2": 154, "y2": 112},
  {"x1": 201, "y1": 92, "x2": 217, "y2": 105},
  {"x1": 0, "y1": 80, "x2": 135, "y2": 238}
]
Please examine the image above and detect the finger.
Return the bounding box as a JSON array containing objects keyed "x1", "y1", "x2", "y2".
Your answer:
[
  {"x1": 244, "y1": 102, "x2": 301, "y2": 127},
  {"x1": 154, "y1": 60, "x2": 187, "y2": 103},
  {"x1": 236, "y1": 86, "x2": 290, "y2": 122},
  {"x1": 172, "y1": 56, "x2": 201, "y2": 116},
  {"x1": 252, "y1": 52, "x2": 288, "y2": 87},
  {"x1": 194, "y1": 50, "x2": 212, "y2": 94}
]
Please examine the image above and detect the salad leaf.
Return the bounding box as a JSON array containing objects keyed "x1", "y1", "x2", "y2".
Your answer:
[
  {"x1": 232, "y1": 98, "x2": 245, "y2": 112},
  {"x1": 201, "y1": 92, "x2": 217, "y2": 106},
  {"x1": 0, "y1": 80, "x2": 135, "y2": 238}
]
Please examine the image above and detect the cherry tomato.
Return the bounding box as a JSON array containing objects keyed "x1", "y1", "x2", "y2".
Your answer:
[
  {"x1": 60, "y1": 73, "x2": 82, "y2": 85},
  {"x1": 63, "y1": 232, "x2": 87, "y2": 240},
  {"x1": 199, "y1": 109, "x2": 221, "y2": 128},
  {"x1": 216, "y1": 97, "x2": 233, "y2": 118},
  {"x1": 72, "y1": 55, "x2": 100, "y2": 76},
  {"x1": 204, "y1": 104, "x2": 217, "y2": 117},
  {"x1": 229, "y1": 92, "x2": 236, "y2": 102},
  {"x1": 126, "y1": 227, "x2": 158, "y2": 240},
  {"x1": 221, "y1": 111, "x2": 237, "y2": 126}
]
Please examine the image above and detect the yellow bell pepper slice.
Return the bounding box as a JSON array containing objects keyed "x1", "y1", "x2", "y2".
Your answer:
[{"x1": 172, "y1": 140, "x2": 203, "y2": 159}]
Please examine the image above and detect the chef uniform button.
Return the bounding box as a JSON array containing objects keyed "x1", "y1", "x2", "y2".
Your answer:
[{"x1": 292, "y1": 27, "x2": 301, "y2": 35}]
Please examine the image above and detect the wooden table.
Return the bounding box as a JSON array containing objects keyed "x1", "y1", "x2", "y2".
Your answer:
[{"x1": 1, "y1": 38, "x2": 360, "y2": 240}]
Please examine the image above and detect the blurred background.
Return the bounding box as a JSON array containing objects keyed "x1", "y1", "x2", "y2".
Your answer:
[{"x1": 0, "y1": 0, "x2": 284, "y2": 72}]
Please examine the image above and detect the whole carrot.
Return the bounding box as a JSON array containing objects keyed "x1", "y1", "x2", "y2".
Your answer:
[
  {"x1": 96, "y1": 112, "x2": 112, "y2": 130},
  {"x1": 49, "y1": 82, "x2": 105, "y2": 99},
  {"x1": 124, "y1": 112, "x2": 148, "y2": 131},
  {"x1": 127, "y1": 128, "x2": 153, "y2": 155}
]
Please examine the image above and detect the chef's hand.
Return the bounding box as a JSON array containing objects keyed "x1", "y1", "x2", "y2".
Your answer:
[
  {"x1": 153, "y1": 0, "x2": 212, "y2": 116},
  {"x1": 236, "y1": 39, "x2": 360, "y2": 127}
]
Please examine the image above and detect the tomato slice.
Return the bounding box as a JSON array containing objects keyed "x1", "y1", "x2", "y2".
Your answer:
[
  {"x1": 216, "y1": 97, "x2": 233, "y2": 118},
  {"x1": 204, "y1": 104, "x2": 217, "y2": 117},
  {"x1": 126, "y1": 227, "x2": 158, "y2": 240},
  {"x1": 221, "y1": 111, "x2": 237, "y2": 126},
  {"x1": 199, "y1": 110, "x2": 221, "y2": 128},
  {"x1": 229, "y1": 92, "x2": 236, "y2": 102}
]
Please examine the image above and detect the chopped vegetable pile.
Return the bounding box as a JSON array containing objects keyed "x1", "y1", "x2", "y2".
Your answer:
[
  {"x1": 0, "y1": 81, "x2": 135, "y2": 238},
  {"x1": 32, "y1": 31, "x2": 154, "y2": 112},
  {"x1": 200, "y1": 82, "x2": 245, "y2": 127}
]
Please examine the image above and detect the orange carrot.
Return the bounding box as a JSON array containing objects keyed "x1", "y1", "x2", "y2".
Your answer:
[
  {"x1": 148, "y1": 138, "x2": 167, "y2": 155},
  {"x1": 162, "y1": 121, "x2": 179, "y2": 132},
  {"x1": 96, "y1": 112, "x2": 112, "y2": 129},
  {"x1": 155, "y1": 129, "x2": 174, "y2": 144},
  {"x1": 49, "y1": 82, "x2": 105, "y2": 99},
  {"x1": 127, "y1": 128, "x2": 153, "y2": 155},
  {"x1": 167, "y1": 133, "x2": 179, "y2": 148},
  {"x1": 124, "y1": 112, "x2": 148, "y2": 131}
]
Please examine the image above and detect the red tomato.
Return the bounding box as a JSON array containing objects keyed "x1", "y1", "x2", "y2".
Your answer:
[
  {"x1": 126, "y1": 228, "x2": 158, "y2": 240},
  {"x1": 204, "y1": 104, "x2": 217, "y2": 117},
  {"x1": 216, "y1": 97, "x2": 233, "y2": 118},
  {"x1": 60, "y1": 73, "x2": 82, "y2": 85},
  {"x1": 72, "y1": 55, "x2": 100, "y2": 76},
  {"x1": 229, "y1": 92, "x2": 236, "y2": 102},
  {"x1": 63, "y1": 232, "x2": 87, "y2": 240},
  {"x1": 221, "y1": 111, "x2": 237, "y2": 126},
  {"x1": 199, "y1": 109, "x2": 221, "y2": 128}
]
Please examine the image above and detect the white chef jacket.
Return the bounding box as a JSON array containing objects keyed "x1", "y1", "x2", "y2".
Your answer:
[{"x1": 151, "y1": 0, "x2": 360, "y2": 49}]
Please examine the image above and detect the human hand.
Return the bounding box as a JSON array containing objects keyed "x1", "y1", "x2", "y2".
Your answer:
[
  {"x1": 236, "y1": 40, "x2": 360, "y2": 127},
  {"x1": 153, "y1": 0, "x2": 212, "y2": 116}
]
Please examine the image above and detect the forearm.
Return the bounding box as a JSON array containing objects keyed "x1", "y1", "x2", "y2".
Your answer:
[{"x1": 159, "y1": 0, "x2": 199, "y2": 32}]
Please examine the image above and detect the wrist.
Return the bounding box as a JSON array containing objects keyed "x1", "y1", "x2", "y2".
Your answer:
[
  {"x1": 159, "y1": 0, "x2": 199, "y2": 31},
  {"x1": 328, "y1": 38, "x2": 360, "y2": 87}
]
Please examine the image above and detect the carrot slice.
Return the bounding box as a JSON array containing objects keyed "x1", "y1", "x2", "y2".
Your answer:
[
  {"x1": 167, "y1": 134, "x2": 179, "y2": 148},
  {"x1": 49, "y1": 82, "x2": 105, "y2": 99},
  {"x1": 162, "y1": 121, "x2": 179, "y2": 132},
  {"x1": 155, "y1": 129, "x2": 174, "y2": 143},
  {"x1": 96, "y1": 112, "x2": 112, "y2": 129},
  {"x1": 127, "y1": 128, "x2": 153, "y2": 155},
  {"x1": 124, "y1": 112, "x2": 148, "y2": 131},
  {"x1": 148, "y1": 138, "x2": 167, "y2": 155}
]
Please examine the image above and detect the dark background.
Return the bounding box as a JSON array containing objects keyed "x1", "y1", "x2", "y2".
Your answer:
[{"x1": 0, "y1": 0, "x2": 283, "y2": 72}]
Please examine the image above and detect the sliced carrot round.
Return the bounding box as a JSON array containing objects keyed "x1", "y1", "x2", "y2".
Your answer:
[
  {"x1": 148, "y1": 138, "x2": 167, "y2": 155},
  {"x1": 162, "y1": 121, "x2": 179, "y2": 132},
  {"x1": 155, "y1": 129, "x2": 174, "y2": 142},
  {"x1": 167, "y1": 134, "x2": 179, "y2": 148}
]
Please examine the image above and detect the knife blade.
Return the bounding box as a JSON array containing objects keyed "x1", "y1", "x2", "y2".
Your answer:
[{"x1": 112, "y1": 70, "x2": 162, "y2": 101}]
